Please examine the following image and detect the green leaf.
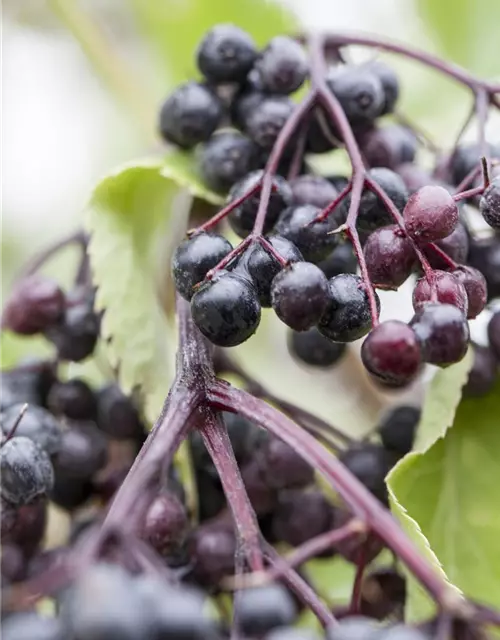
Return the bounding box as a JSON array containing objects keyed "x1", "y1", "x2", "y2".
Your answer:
[
  {"x1": 418, "y1": 0, "x2": 500, "y2": 75},
  {"x1": 85, "y1": 154, "x2": 221, "y2": 421},
  {"x1": 127, "y1": 0, "x2": 298, "y2": 87}
]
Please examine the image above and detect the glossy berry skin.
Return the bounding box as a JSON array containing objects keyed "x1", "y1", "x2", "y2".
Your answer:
[
  {"x1": 410, "y1": 303, "x2": 469, "y2": 367},
  {"x1": 53, "y1": 424, "x2": 108, "y2": 481},
  {"x1": 327, "y1": 66, "x2": 384, "y2": 124},
  {"x1": 272, "y1": 489, "x2": 333, "y2": 547},
  {"x1": 403, "y1": 185, "x2": 459, "y2": 243},
  {"x1": 189, "y1": 521, "x2": 236, "y2": 585},
  {"x1": 379, "y1": 405, "x2": 421, "y2": 456},
  {"x1": 1, "y1": 404, "x2": 62, "y2": 455},
  {"x1": 97, "y1": 384, "x2": 144, "y2": 440},
  {"x1": 412, "y1": 271, "x2": 468, "y2": 316},
  {"x1": 318, "y1": 274, "x2": 380, "y2": 343},
  {"x1": 47, "y1": 378, "x2": 97, "y2": 421},
  {"x1": 360, "y1": 125, "x2": 417, "y2": 170},
  {"x1": 158, "y1": 82, "x2": 223, "y2": 149},
  {"x1": 1, "y1": 611, "x2": 64, "y2": 640},
  {"x1": 260, "y1": 436, "x2": 314, "y2": 490},
  {"x1": 247, "y1": 236, "x2": 303, "y2": 307},
  {"x1": 361, "y1": 321, "x2": 422, "y2": 387},
  {"x1": 196, "y1": 24, "x2": 257, "y2": 83},
  {"x1": 479, "y1": 177, "x2": 500, "y2": 229},
  {"x1": 339, "y1": 444, "x2": 399, "y2": 504},
  {"x1": 306, "y1": 107, "x2": 339, "y2": 154},
  {"x1": 464, "y1": 346, "x2": 498, "y2": 397},
  {"x1": 2, "y1": 275, "x2": 65, "y2": 335},
  {"x1": 318, "y1": 242, "x2": 358, "y2": 279},
  {"x1": 468, "y1": 237, "x2": 500, "y2": 301},
  {"x1": 191, "y1": 270, "x2": 260, "y2": 347},
  {"x1": 255, "y1": 36, "x2": 308, "y2": 94},
  {"x1": 423, "y1": 221, "x2": 469, "y2": 269},
  {"x1": 276, "y1": 204, "x2": 338, "y2": 263},
  {"x1": 290, "y1": 174, "x2": 338, "y2": 209},
  {"x1": 227, "y1": 170, "x2": 292, "y2": 238},
  {"x1": 450, "y1": 142, "x2": 500, "y2": 186},
  {"x1": 364, "y1": 225, "x2": 416, "y2": 288},
  {"x1": 364, "y1": 60, "x2": 400, "y2": 115},
  {"x1": 198, "y1": 131, "x2": 259, "y2": 193},
  {"x1": 230, "y1": 75, "x2": 265, "y2": 128},
  {"x1": 172, "y1": 232, "x2": 233, "y2": 300},
  {"x1": 1, "y1": 437, "x2": 54, "y2": 505},
  {"x1": 288, "y1": 327, "x2": 346, "y2": 367},
  {"x1": 271, "y1": 262, "x2": 330, "y2": 331},
  {"x1": 45, "y1": 299, "x2": 99, "y2": 362},
  {"x1": 325, "y1": 615, "x2": 381, "y2": 640},
  {"x1": 488, "y1": 311, "x2": 500, "y2": 360},
  {"x1": 238, "y1": 583, "x2": 297, "y2": 636},
  {"x1": 244, "y1": 96, "x2": 294, "y2": 149},
  {"x1": 452, "y1": 266, "x2": 487, "y2": 319},
  {"x1": 142, "y1": 491, "x2": 188, "y2": 557},
  {"x1": 0, "y1": 364, "x2": 53, "y2": 413}
]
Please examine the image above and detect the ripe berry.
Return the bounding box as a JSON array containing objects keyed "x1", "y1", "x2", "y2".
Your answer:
[
  {"x1": 45, "y1": 295, "x2": 100, "y2": 362},
  {"x1": 468, "y1": 237, "x2": 500, "y2": 300},
  {"x1": 450, "y1": 142, "x2": 500, "y2": 186},
  {"x1": 397, "y1": 163, "x2": 436, "y2": 194},
  {"x1": 452, "y1": 266, "x2": 487, "y2": 319},
  {"x1": 247, "y1": 236, "x2": 303, "y2": 307},
  {"x1": 361, "y1": 320, "x2": 422, "y2": 387},
  {"x1": 142, "y1": 491, "x2": 188, "y2": 557},
  {"x1": 244, "y1": 95, "x2": 295, "y2": 149},
  {"x1": 464, "y1": 345, "x2": 498, "y2": 397},
  {"x1": 230, "y1": 79, "x2": 265, "y2": 129},
  {"x1": 360, "y1": 125, "x2": 417, "y2": 170},
  {"x1": 364, "y1": 60, "x2": 400, "y2": 115},
  {"x1": 191, "y1": 270, "x2": 261, "y2": 346},
  {"x1": 339, "y1": 444, "x2": 399, "y2": 504},
  {"x1": 318, "y1": 242, "x2": 358, "y2": 279},
  {"x1": 1, "y1": 612, "x2": 64, "y2": 640},
  {"x1": 47, "y1": 378, "x2": 97, "y2": 421},
  {"x1": 196, "y1": 24, "x2": 257, "y2": 83},
  {"x1": 379, "y1": 405, "x2": 420, "y2": 456},
  {"x1": 260, "y1": 435, "x2": 314, "y2": 489},
  {"x1": 275, "y1": 204, "x2": 338, "y2": 262},
  {"x1": 238, "y1": 583, "x2": 297, "y2": 636},
  {"x1": 325, "y1": 616, "x2": 381, "y2": 640},
  {"x1": 2, "y1": 275, "x2": 65, "y2": 335},
  {"x1": 410, "y1": 303, "x2": 469, "y2": 367},
  {"x1": 227, "y1": 170, "x2": 292, "y2": 238},
  {"x1": 479, "y1": 177, "x2": 500, "y2": 229},
  {"x1": 198, "y1": 131, "x2": 259, "y2": 193},
  {"x1": 327, "y1": 66, "x2": 384, "y2": 124},
  {"x1": 96, "y1": 384, "x2": 144, "y2": 441},
  {"x1": 290, "y1": 174, "x2": 338, "y2": 209},
  {"x1": 1, "y1": 404, "x2": 62, "y2": 455},
  {"x1": 306, "y1": 107, "x2": 339, "y2": 154},
  {"x1": 271, "y1": 489, "x2": 332, "y2": 547},
  {"x1": 423, "y1": 221, "x2": 469, "y2": 269},
  {"x1": 364, "y1": 225, "x2": 416, "y2": 288},
  {"x1": 255, "y1": 36, "x2": 308, "y2": 94},
  {"x1": 271, "y1": 262, "x2": 330, "y2": 331},
  {"x1": 1, "y1": 437, "x2": 54, "y2": 505},
  {"x1": 404, "y1": 185, "x2": 459, "y2": 243},
  {"x1": 413, "y1": 271, "x2": 468, "y2": 315},
  {"x1": 488, "y1": 311, "x2": 500, "y2": 360},
  {"x1": 189, "y1": 521, "x2": 236, "y2": 585},
  {"x1": 172, "y1": 232, "x2": 233, "y2": 300},
  {"x1": 50, "y1": 476, "x2": 93, "y2": 512},
  {"x1": 288, "y1": 327, "x2": 346, "y2": 367},
  {"x1": 318, "y1": 274, "x2": 380, "y2": 343},
  {"x1": 158, "y1": 82, "x2": 223, "y2": 149},
  {"x1": 53, "y1": 424, "x2": 108, "y2": 481}
]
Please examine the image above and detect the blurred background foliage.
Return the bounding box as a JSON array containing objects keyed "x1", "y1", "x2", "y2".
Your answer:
[{"x1": 2, "y1": 0, "x2": 500, "y2": 432}]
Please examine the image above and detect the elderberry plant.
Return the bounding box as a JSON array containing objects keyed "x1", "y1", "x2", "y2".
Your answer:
[{"x1": 2, "y1": 10, "x2": 500, "y2": 640}]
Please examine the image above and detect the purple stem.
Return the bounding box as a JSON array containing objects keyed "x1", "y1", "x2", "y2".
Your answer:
[
  {"x1": 314, "y1": 181, "x2": 353, "y2": 223},
  {"x1": 19, "y1": 230, "x2": 87, "y2": 280}
]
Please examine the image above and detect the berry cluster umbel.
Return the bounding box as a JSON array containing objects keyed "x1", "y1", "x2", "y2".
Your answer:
[{"x1": 163, "y1": 24, "x2": 499, "y2": 389}]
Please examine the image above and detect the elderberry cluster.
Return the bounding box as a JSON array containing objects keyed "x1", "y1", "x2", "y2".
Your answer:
[{"x1": 164, "y1": 24, "x2": 500, "y2": 390}]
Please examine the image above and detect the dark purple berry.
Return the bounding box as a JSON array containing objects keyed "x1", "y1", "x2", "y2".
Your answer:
[
  {"x1": 360, "y1": 125, "x2": 417, "y2": 170},
  {"x1": 260, "y1": 435, "x2": 314, "y2": 490},
  {"x1": 317, "y1": 242, "x2": 358, "y2": 279},
  {"x1": 244, "y1": 95, "x2": 295, "y2": 149},
  {"x1": 397, "y1": 163, "x2": 435, "y2": 194},
  {"x1": 318, "y1": 274, "x2": 380, "y2": 343},
  {"x1": 423, "y1": 222, "x2": 469, "y2": 269},
  {"x1": 191, "y1": 270, "x2": 260, "y2": 347},
  {"x1": 271, "y1": 262, "x2": 330, "y2": 331},
  {"x1": 247, "y1": 236, "x2": 303, "y2": 307},
  {"x1": 288, "y1": 327, "x2": 346, "y2": 367},
  {"x1": 1, "y1": 404, "x2": 62, "y2": 455},
  {"x1": 198, "y1": 131, "x2": 259, "y2": 193},
  {"x1": 306, "y1": 107, "x2": 339, "y2": 153},
  {"x1": 379, "y1": 405, "x2": 420, "y2": 455},
  {"x1": 364, "y1": 225, "x2": 416, "y2": 288},
  {"x1": 47, "y1": 378, "x2": 97, "y2": 421},
  {"x1": 464, "y1": 345, "x2": 498, "y2": 397},
  {"x1": 361, "y1": 321, "x2": 422, "y2": 387},
  {"x1": 339, "y1": 444, "x2": 399, "y2": 504},
  {"x1": 2, "y1": 275, "x2": 65, "y2": 335},
  {"x1": 97, "y1": 384, "x2": 144, "y2": 440},
  {"x1": 327, "y1": 66, "x2": 384, "y2": 124},
  {"x1": 189, "y1": 521, "x2": 236, "y2": 585},
  {"x1": 196, "y1": 24, "x2": 257, "y2": 83},
  {"x1": 231, "y1": 79, "x2": 266, "y2": 129},
  {"x1": 488, "y1": 311, "x2": 500, "y2": 360},
  {"x1": 255, "y1": 36, "x2": 308, "y2": 94},
  {"x1": 1, "y1": 437, "x2": 54, "y2": 505},
  {"x1": 238, "y1": 583, "x2": 297, "y2": 636},
  {"x1": 404, "y1": 185, "x2": 459, "y2": 243},
  {"x1": 142, "y1": 491, "x2": 189, "y2": 557},
  {"x1": 468, "y1": 237, "x2": 500, "y2": 301},
  {"x1": 158, "y1": 82, "x2": 223, "y2": 149},
  {"x1": 290, "y1": 174, "x2": 338, "y2": 209},
  {"x1": 479, "y1": 177, "x2": 500, "y2": 229},
  {"x1": 413, "y1": 271, "x2": 468, "y2": 315},
  {"x1": 364, "y1": 60, "x2": 400, "y2": 115},
  {"x1": 272, "y1": 489, "x2": 333, "y2": 547},
  {"x1": 452, "y1": 266, "x2": 487, "y2": 319},
  {"x1": 410, "y1": 303, "x2": 469, "y2": 367},
  {"x1": 227, "y1": 170, "x2": 292, "y2": 238},
  {"x1": 450, "y1": 143, "x2": 500, "y2": 186},
  {"x1": 275, "y1": 204, "x2": 338, "y2": 262},
  {"x1": 53, "y1": 423, "x2": 108, "y2": 481},
  {"x1": 172, "y1": 232, "x2": 233, "y2": 300}
]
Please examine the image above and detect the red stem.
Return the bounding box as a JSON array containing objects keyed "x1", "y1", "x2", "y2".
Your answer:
[
  {"x1": 349, "y1": 542, "x2": 368, "y2": 614},
  {"x1": 313, "y1": 181, "x2": 353, "y2": 223},
  {"x1": 258, "y1": 237, "x2": 289, "y2": 267}
]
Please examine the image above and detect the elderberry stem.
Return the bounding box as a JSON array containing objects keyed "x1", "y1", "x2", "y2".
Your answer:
[
  {"x1": 349, "y1": 542, "x2": 369, "y2": 614},
  {"x1": 314, "y1": 181, "x2": 353, "y2": 223},
  {"x1": 453, "y1": 185, "x2": 485, "y2": 201},
  {"x1": 199, "y1": 409, "x2": 265, "y2": 572},
  {"x1": 204, "y1": 237, "x2": 252, "y2": 280},
  {"x1": 259, "y1": 237, "x2": 289, "y2": 267},
  {"x1": 19, "y1": 229, "x2": 87, "y2": 280},
  {"x1": 425, "y1": 243, "x2": 458, "y2": 271},
  {"x1": 209, "y1": 381, "x2": 468, "y2": 615}
]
